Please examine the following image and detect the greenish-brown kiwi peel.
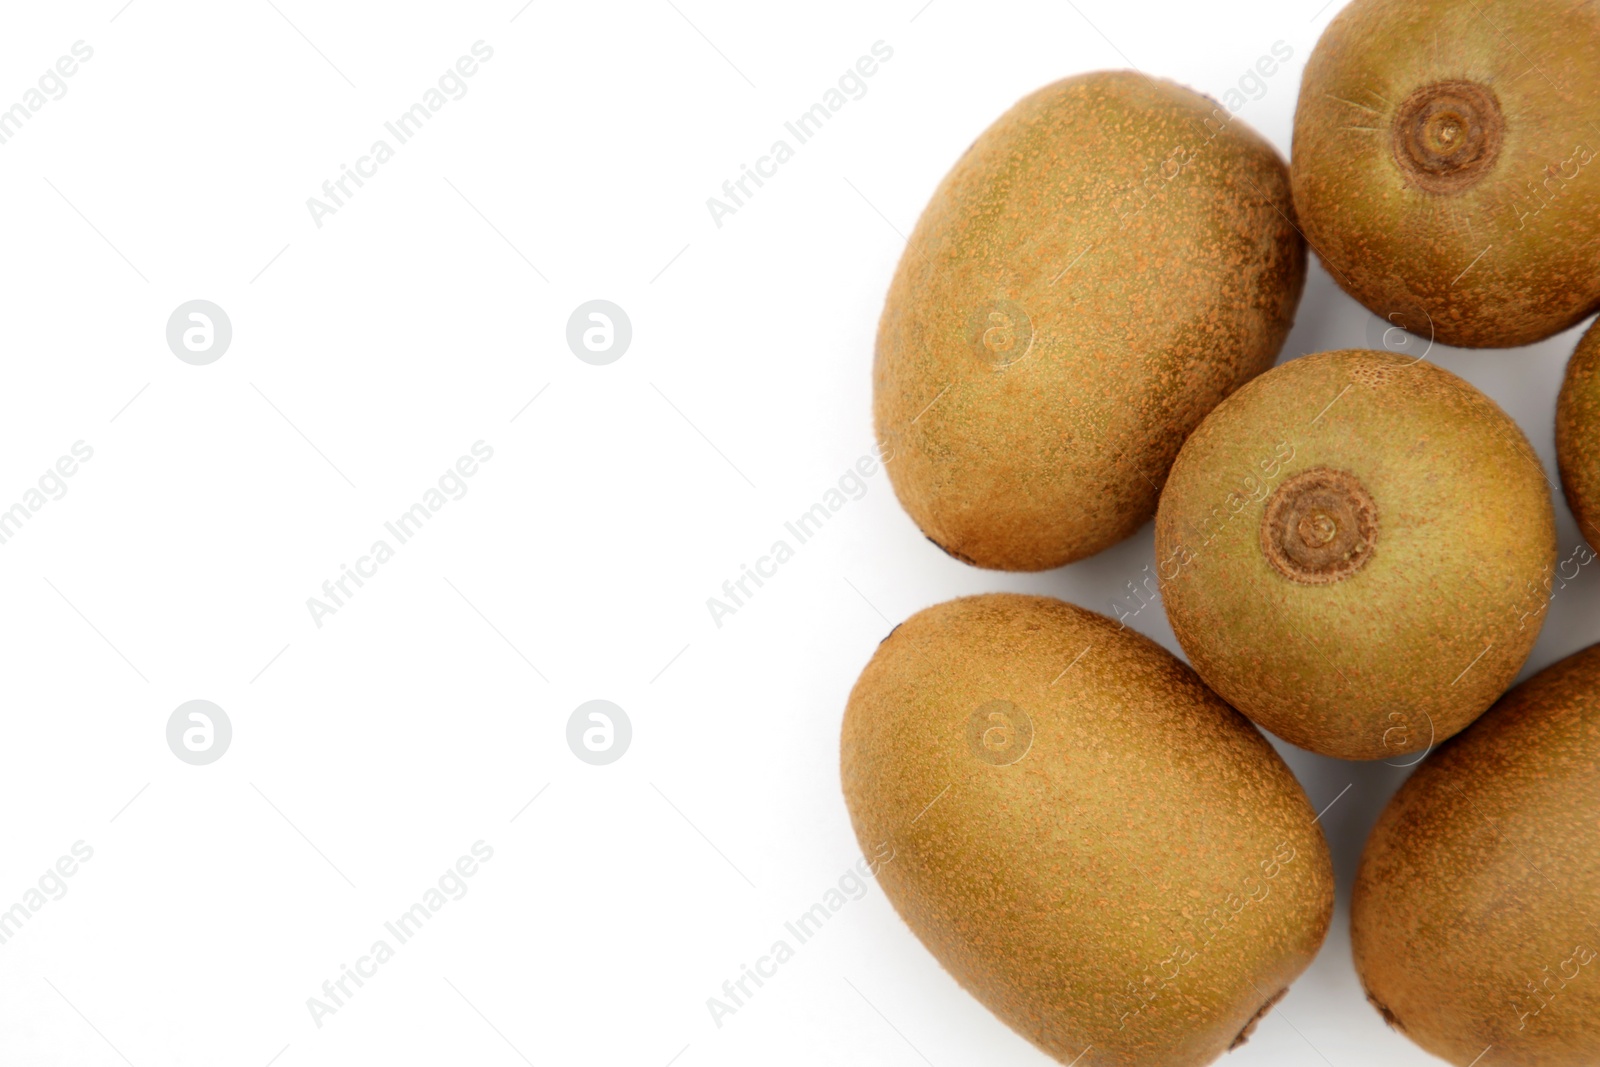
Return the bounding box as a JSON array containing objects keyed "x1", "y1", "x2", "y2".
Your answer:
[
  {"x1": 1556, "y1": 318, "x2": 1600, "y2": 546},
  {"x1": 1155, "y1": 350, "x2": 1555, "y2": 761},
  {"x1": 875, "y1": 71, "x2": 1303, "y2": 571},
  {"x1": 1353, "y1": 643, "x2": 1600, "y2": 1065},
  {"x1": 1292, "y1": 0, "x2": 1600, "y2": 347},
  {"x1": 841, "y1": 594, "x2": 1334, "y2": 1067}
]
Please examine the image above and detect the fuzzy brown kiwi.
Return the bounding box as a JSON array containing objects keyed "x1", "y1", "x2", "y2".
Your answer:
[
  {"x1": 1155, "y1": 350, "x2": 1556, "y2": 760},
  {"x1": 1292, "y1": 0, "x2": 1600, "y2": 348},
  {"x1": 1556, "y1": 317, "x2": 1600, "y2": 546},
  {"x1": 875, "y1": 71, "x2": 1304, "y2": 571},
  {"x1": 1353, "y1": 643, "x2": 1600, "y2": 1065},
  {"x1": 840, "y1": 594, "x2": 1333, "y2": 1067}
]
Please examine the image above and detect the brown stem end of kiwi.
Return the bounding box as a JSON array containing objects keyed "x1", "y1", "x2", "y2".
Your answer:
[
  {"x1": 1392, "y1": 80, "x2": 1503, "y2": 194},
  {"x1": 1262, "y1": 468, "x2": 1378, "y2": 585}
]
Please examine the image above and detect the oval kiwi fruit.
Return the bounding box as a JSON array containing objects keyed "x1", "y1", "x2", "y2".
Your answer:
[
  {"x1": 1292, "y1": 0, "x2": 1600, "y2": 348},
  {"x1": 875, "y1": 70, "x2": 1305, "y2": 571},
  {"x1": 1556, "y1": 317, "x2": 1600, "y2": 543},
  {"x1": 840, "y1": 594, "x2": 1333, "y2": 1067},
  {"x1": 1154, "y1": 349, "x2": 1556, "y2": 760},
  {"x1": 1352, "y1": 643, "x2": 1600, "y2": 1066}
]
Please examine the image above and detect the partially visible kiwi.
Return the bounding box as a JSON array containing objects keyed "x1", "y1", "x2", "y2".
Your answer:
[
  {"x1": 840, "y1": 594, "x2": 1333, "y2": 1067},
  {"x1": 1353, "y1": 643, "x2": 1600, "y2": 1066},
  {"x1": 1292, "y1": 0, "x2": 1600, "y2": 348},
  {"x1": 1155, "y1": 350, "x2": 1556, "y2": 760},
  {"x1": 1557, "y1": 317, "x2": 1600, "y2": 543},
  {"x1": 876, "y1": 70, "x2": 1304, "y2": 571}
]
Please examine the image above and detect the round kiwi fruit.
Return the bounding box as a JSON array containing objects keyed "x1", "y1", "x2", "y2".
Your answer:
[
  {"x1": 840, "y1": 594, "x2": 1333, "y2": 1067},
  {"x1": 875, "y1": 70, "x2": 1305, "y2": 571},
  {"x1": 1556, "y1": 317, "x2": 1600, "y2": 542},
  {"x1": 1292, "y1": 0, "x2": 1600, "y2": 348},
  {"x1": 1352, "y1": 643, "x2": 1600, "y2": 1066},
  {"x1": 1154, "y1": 349, "x2": 1556, "y2": 760}
]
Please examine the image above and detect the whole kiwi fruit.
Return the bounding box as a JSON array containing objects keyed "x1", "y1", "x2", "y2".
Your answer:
[
  {"x1": 1556, "y1": 317, "x2": 1600, "y2": 543},
  {"x1": 840, "y1": 594, "x2": 1333, "y2": 1067},
  {"x1": 1155, "y1": 349, "x2": 1556, "y2": 760},
  {"x1": 1292, "y1": 0, "x2": 1600, "y2": 349},
  {"x1": 1353, "y1": 643, "x2": 1600, "y2": 1066},
  {"x1": 875, "y1": 71, "x2": 1305, "y2": 571}
]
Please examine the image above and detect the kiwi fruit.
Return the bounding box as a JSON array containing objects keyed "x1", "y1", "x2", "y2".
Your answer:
[
  {"x1": 1556, "y1": 317, "x2": 1600, "y2": 543},
  {"x1": 1352, "y1": 643, "x2": 1600, "y2": 1066},
  {"x1": 875, "y1": 71, "x2": 1305, "y2": 571},
  {"x1": 840, "y1": 593, "x2": 1333, "y2": 1067},
  {"x1": 1154, "y1": 349, "x2": 1556, "y2": 760},
  {"x1": 1292, "y1": 0, "x2": 1600, "y2": 349}
]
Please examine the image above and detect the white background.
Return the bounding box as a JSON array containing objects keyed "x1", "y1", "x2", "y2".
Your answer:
[{"x1": 0, "y1": 1, "x2": 1593, "y2": 1065}]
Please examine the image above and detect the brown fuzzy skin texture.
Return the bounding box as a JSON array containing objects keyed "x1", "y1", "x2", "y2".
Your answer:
[
  {"x1": 1292, "y1": 0, "x2": 1600, "y2": 349},
  {"x1": 1556, "y1": 318, "x2": 1600, "y2": 545},
  {"x1": 1155, "y1": 350, "x2": 1556, "y2": 760},
  {"x1": 840, "y1": 594, "x2": 1333, "y2": 1067},
  {"x1": 1352, "y1": 644, "x2": 1600, "y2": 1066},
  {"x1": 875, "y1": 71, "x2": 1305, "y2": 572}
]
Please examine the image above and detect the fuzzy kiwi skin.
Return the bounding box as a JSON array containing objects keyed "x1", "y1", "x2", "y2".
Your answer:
[
  {"x1": 1556, "y1": 318, "x2": 1600, "y2": 544},
  {"x1": 1155, "y1": 350, "x2": 1556, "y2": 761},
  {"x1": 840, "y1": 594, "x2": 1333, "y2": 1067},
  {"x1": 875, "y1": 71, "x2": 1304, "y2": 572},
  {"x1": 1352, "y1": 644, "x2": 1600, "y2": 1066},
  {"x1": 1292, "y1": 0, "x2": 1600, "y2": 349}
]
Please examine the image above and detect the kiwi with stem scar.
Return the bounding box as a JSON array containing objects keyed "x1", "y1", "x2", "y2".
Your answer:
[
  {"x1": 1155, "y1": 350, "x2": 1556, "y2": 760},
  {"x1": 1292, "y1": 0, "x2": 1600, "y2": 348}
]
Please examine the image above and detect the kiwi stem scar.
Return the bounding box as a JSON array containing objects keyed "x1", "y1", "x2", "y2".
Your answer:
[
  {"x1": 1262, "y1": 468, "x2": 1377, "y2": 584},
  {"x1": 1392, "y1": 81, "x2": 1504, "y2": 193}
]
